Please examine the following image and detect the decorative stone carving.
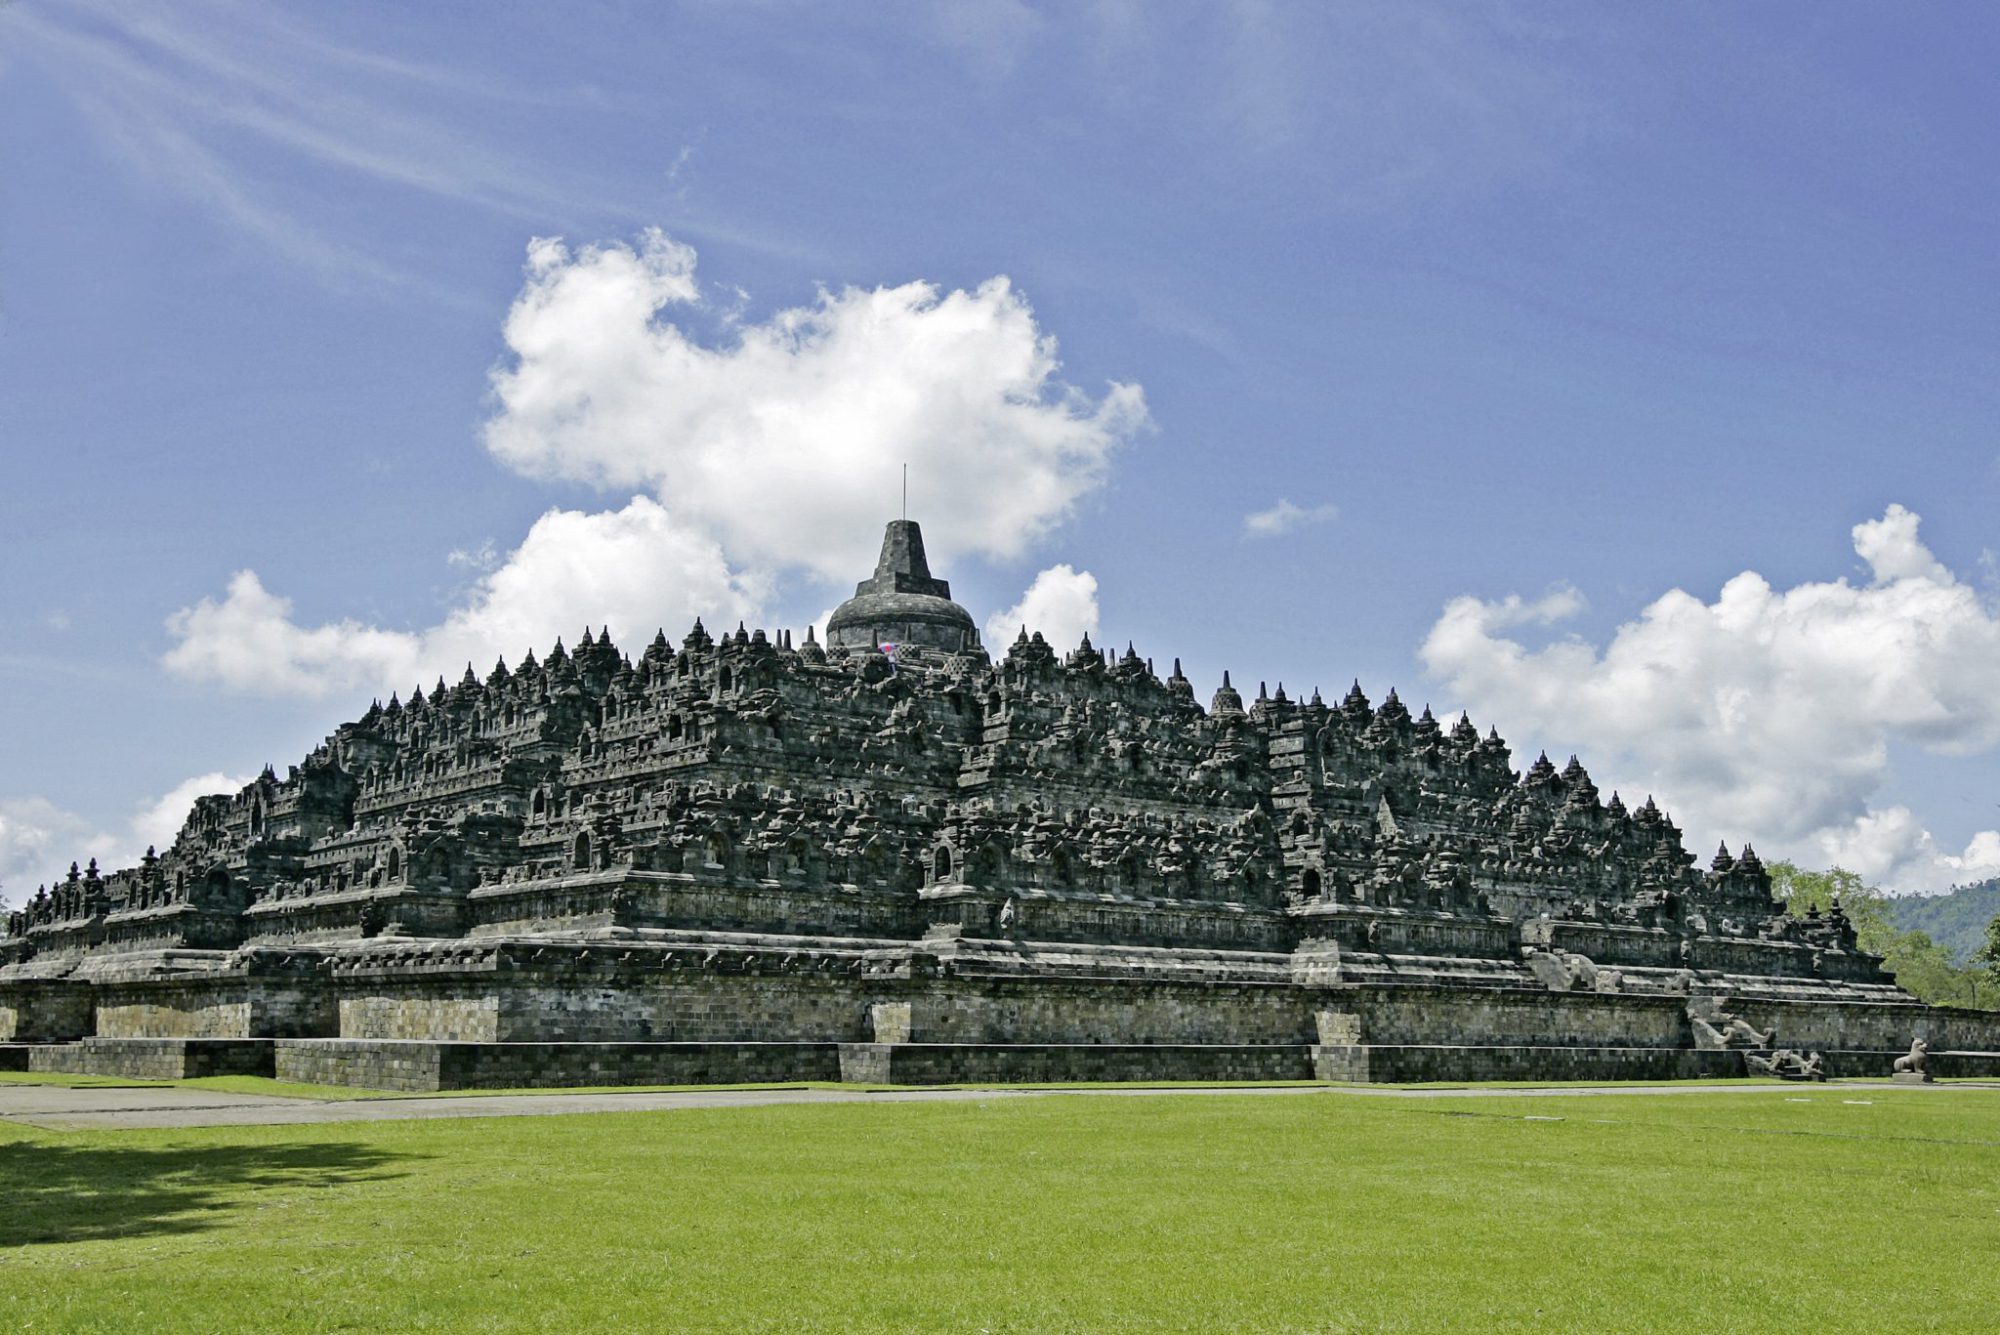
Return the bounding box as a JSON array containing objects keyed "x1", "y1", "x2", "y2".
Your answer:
[
  {"x1": 1687, "y1": 996, "x2": 1774, "y2": 1051},
  {"x1": 1892, "y1": 1038, "x2": 1932, "y2": 1083},
  {"x1": 1745, "y1": 1049, "x2": 1825, "y2": 1082}
]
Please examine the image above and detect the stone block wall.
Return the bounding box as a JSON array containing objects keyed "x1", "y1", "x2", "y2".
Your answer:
[
  {"x1": 1735, "y1": 998, "x2": 2000, "y2": 1053},
  {"x1": 274, "y1": 1038, "x2": 843, "y2": 1092},
  {"x1": 1313, "y1": 1044, "x2": 1746, "y2": 1083},
  {"x1": 28, "y1": 1037, "x2": 274, "y2": 1080},
  {"x1": 94, "y1": 981, "x2": 335, "y2": 1040},
  {"x1": 838, "y1": 1042, "x2": 1314, "y2": 1085},
  {"x1": 0, "y1": 981, "x2": 93, "y2": 1041},
  {"x1": 1293, "y1": 906, "x2": 1516, "y2": 960},
  {"x1": 491, "y1": 974, "x2": 868, "y2": 1043},
  {"x1": 1336, "y1": 985, "x2": 1690, "y2": 1049},
  {"x1": 330, "y1": 968, "x2": 1318, "y2": 1048},
  {"x1": 95, "y1": 992, "x2": 253, "y2": 1039},
  {"x1": 275, "y1": 1038, "x2": 444, "y2": 1090},
  {"x1": 893, "y1": 977, "x2": 1311, "y2": 1045},
  {"x1": 340, "y1": 992, "x2": 501, "y2": 1042},
  {"x1": 923, "y1": 888, "x2": 1291, "y2": 952},
  {"x1": 467, "y1": 875, "x2": 917, "y2": 940}
]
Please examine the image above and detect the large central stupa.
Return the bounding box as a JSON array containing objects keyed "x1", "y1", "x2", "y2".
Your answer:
[
  {"x1": 4, "y1": 519, "x2": 1994, "y2": 1090},
  {"x1": 825, "y1": 518, "x2": 980, "y2": 654}
]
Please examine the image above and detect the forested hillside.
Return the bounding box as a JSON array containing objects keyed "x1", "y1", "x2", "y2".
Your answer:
[
  {"x1": 1888, "y1": 879, "x2": 2000, "y2": 965},
  {"x1": 1771, "y1": 864, "x2": 1998, "y2": 1009}
]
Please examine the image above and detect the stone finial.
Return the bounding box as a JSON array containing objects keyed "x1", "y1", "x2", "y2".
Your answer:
[
  {"x1": 1211, "y1": 670, "x2": 1245, "y2": 716},
  {"x1": 872, "y1": 519, "x2": 943, "y2": 588}
]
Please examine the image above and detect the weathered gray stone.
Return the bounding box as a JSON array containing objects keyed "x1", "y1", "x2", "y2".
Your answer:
[{"x1": 8, "y1": 518, "x2": 2000, "y2": 1091}]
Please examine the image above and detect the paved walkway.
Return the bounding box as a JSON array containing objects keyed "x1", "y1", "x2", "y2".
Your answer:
[{"x1": 2, "y1": 1078, "x2": 1969, "y2": 1131}]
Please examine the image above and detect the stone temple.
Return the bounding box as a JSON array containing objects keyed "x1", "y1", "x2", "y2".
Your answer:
[{"x1": 5, "y1": 520, "x2": 1998, "y2": 1090}]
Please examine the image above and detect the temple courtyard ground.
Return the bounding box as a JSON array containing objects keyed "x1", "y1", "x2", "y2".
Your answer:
[{"x1": 2, "y1": 1076, "x2": 1994, "y2": 1332}]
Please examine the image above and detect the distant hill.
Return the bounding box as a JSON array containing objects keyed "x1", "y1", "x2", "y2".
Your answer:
[{"x1": 1888, "y1": 878, "x2": 2000, "y2": 964}]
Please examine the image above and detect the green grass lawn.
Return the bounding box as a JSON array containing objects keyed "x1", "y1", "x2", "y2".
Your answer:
[{"x1": 2, "y1": 1088, "x2": 1995, "y2": 1332}]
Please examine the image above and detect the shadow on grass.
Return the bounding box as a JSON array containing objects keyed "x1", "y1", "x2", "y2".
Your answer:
[{"x1": 0, "y1": 1139, "x2": 415, "y2": 1247}]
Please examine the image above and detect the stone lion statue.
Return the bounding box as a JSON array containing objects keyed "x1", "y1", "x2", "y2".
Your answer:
[{"x1": 1893, "y1": 1037, "x2": 1929, "y2": 1076}]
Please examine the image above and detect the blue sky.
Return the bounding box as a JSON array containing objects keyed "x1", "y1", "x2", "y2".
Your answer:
[{"x1": 4, "y1": 1, "x2": 1999, "y2": 897}]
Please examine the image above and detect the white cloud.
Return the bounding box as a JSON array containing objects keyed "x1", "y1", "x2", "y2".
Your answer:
[
  {"x1": 166, "y1": 233, "x2": 1141, "y2": 699},
  {"x1": 166, "y1": 497, "x2": 766, "y2": 699},
  {"x1": 483, "y1": 230, "x2": 1149, "y2": 583},
  {"x1": 446, "y1": 539, "x2": 499, "y2": 572},
  {"x1": 131, "y1": 772, "x2": 257, "y2": 859},
  {"x1": 1243, "y1": 499, "x2": 1337, "y2": 539},
  {"x1": 10, "y1": 2, "x2": 608, "y2": 298},
  {"x1": 1420, "y1": 504, "x2": 2000, "y2": 895},
  {"x1": 985, "y1": 565, "x2": 1100, "y2": 650},
  {"x1": 0, "y1": 798, "x2": 111, "y2": 903},
  {"x1": 1815, "y1": 807, "x2": 2000, "y2": 894},
  {"x1": 0, "y1": 772, "x2": 249, "y2": 901},
  {"x1": 166, "y1": 569, "x2": 432, "y2": 700}
]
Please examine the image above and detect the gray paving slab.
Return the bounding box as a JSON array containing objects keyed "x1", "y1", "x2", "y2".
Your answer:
[{"x1": 2, "y1": 1077, "x2": 1966, "y2": 1131}]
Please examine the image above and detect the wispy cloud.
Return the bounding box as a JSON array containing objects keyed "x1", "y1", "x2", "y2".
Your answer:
[
  {"x1": 6, "y1": 0, "x2": 612, "y2": 295},
  {"x1": 1243, "y1": 499, "x2": 1338, "y2": 539}
]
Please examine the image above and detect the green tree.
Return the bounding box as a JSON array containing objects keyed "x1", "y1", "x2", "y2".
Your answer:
[
  {"x1": 1976, "y1": 914, "x2": 2000, "y2": 986},
  {"x1": 1767, "y1": 861, "x2": 1997, "y2": 1010},
  {"x1": 1766, "y1": 863, "x2": 1892, "y2": 943}
]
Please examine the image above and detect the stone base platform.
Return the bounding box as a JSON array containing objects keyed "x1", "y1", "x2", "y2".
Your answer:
[
  {"x1": 20, "y1": 1036, "x2": 2000, "y2": 1092},
  {"x1": 1310, "y1": 1044, "x2": 1752, "y2": 1083},
  {"x1": 272, "y1": 1038, "x2": 845, "y2": 1093},
  {"x1": 29, "y1": 1037, "x2": 276, "y2": 1081},
  {"x1": 836, "y1": 1042, "x2": 1315, "y2": 1084},
  {"x1": 1818, "y1": 1049, "x2": 2000, "y2": 1080}
]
